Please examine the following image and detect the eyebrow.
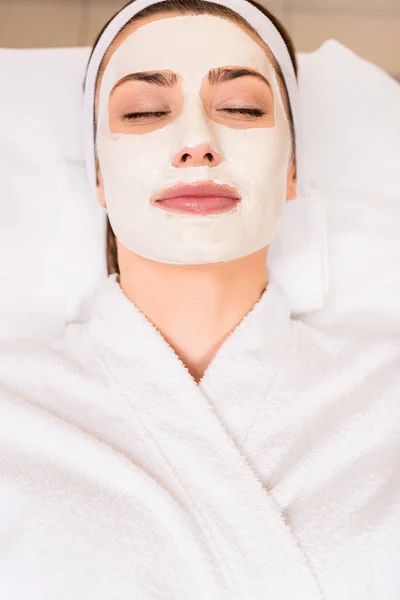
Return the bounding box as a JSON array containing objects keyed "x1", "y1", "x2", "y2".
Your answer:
[
  {"x1": 111, "y1": 71, "x2": 178, "y2": 94},
  {"x1": 208, "y1": 67, "x2": 271, "y2": 89},
  {"x1": 110, "y1": 66, "x2": 271, "y2": 95}
]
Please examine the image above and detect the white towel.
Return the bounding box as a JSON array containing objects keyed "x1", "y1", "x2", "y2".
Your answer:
[{"x1": 0, "y1": 275, "x2": 399, "y2": 599}]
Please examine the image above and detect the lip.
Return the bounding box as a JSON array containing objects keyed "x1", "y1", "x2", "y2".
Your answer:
[{"x1": 151, "y1": 182, "x2": 241, "y2": 215}]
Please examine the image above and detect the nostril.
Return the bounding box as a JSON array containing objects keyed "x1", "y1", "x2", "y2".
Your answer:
[{"x1": 176, "y1": 149, "x2": 217, "y2": 166}]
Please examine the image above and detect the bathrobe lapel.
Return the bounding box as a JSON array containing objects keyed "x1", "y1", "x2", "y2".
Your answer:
[
  {"x1": 199, "y1": 280, "x2": 295, "y2": 448},
  {"x1": 90, "y1": 277, "x2": 323, "y2": 599}
]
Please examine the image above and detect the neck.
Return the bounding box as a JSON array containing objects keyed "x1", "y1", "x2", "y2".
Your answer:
[{"x1": 117, "y1": 244, "x2": 269, "y2": 383}]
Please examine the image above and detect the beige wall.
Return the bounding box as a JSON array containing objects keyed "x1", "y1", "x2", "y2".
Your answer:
[{"x1": 0, "y1": 0, "x2": 399, "y2": 77}]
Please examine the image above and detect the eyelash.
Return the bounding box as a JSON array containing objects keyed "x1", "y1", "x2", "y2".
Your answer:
[
  {"x1": 121, "y1": 111, "x2": 169, "y2": 120},
  {"x1": 121, "y1": 108, "x2": 266, "y2": 120},
  {"x1": 217, "y1": 108, "x2": 266, "y2": 117}
]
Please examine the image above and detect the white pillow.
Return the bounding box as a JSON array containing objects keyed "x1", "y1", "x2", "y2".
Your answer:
[
  {"x1": 297, "y1": 41, "x2": 400, "y2": 335},
  {"x1": 0, "y1": 48, "x2": 106, "y2": 340},
  {"x1": 298, "y1": 40, "x2": 400, "y2": 198},
  {"x1": 0, "y1": 40, "x2": 399, "y2": 340}
]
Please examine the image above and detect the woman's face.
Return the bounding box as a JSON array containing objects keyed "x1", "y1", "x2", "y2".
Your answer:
[{"x1": 95, "y1": 13, "x2": 296, "y2": 265}]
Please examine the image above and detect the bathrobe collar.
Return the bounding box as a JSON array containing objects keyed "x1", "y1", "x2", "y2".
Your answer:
[
  {"x1": 89, "y1": 273, "x2": 294, "y2": 440},
  {"x1": 89, "y1": 273, "x2": 293, "y2": 382},
  {"x1": 86, "y1": 274, "x2": 322, "y2": 598}
]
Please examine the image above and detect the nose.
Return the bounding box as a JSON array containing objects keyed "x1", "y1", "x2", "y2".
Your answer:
[{"x1": 171, "y1": 143, "x2": 221, "y2": 168}]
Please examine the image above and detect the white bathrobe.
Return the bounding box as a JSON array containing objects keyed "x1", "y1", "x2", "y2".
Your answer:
[{"x1": 0, "y1": 274, "x2": 399, "y2": 600}]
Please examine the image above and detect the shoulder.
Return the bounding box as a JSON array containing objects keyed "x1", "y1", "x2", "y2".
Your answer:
[
  {"x1": 0, "y1": 322, "x2": 108, "y2": 406},
  {"x1": 288, "y1": 319, "x2": 400, "y2": 394}
]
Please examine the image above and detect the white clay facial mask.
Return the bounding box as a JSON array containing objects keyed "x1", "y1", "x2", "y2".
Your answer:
[{"x1": 96, "y1": 15, "x2": 292, "y2": 264}]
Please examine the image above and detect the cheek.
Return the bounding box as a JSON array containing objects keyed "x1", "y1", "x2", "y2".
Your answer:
[
  {"x1": 96, "y1": 125, "x2": 179, "y2": 193},
  {"x1": 214, "y1": 125, "x2": 289, "y2": 178}
]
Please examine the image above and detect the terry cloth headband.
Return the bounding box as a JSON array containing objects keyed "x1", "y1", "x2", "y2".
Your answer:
[{"x1": 83, "y1": 0, "x2": 308, "y2": 198}]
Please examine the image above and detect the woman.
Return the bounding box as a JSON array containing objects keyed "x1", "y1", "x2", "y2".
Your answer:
[
  {"x1": 87, "y1": 0, "x2": 298, "y2": 385},
  {"x1": 0, "y1": 0, "x2": 398, "y2": 598}
]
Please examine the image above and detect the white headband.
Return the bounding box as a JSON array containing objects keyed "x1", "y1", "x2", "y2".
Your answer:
[{"x1": 83, "y1": 0, "x2": 308, "y2": 198}]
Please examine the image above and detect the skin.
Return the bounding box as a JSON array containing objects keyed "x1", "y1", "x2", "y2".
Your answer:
[{"x1": 95, "y1": 12, "x2": 297, "y2": 384}]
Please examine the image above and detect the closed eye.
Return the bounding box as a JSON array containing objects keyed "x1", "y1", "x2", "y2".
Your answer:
[
  {"x1": 217, "y1": 108, "x2": 266, "y2": 117},
  {"x1": 121, "y1": 111, "x2": 171, "y2": 120},
  {"x1": 121, "y1": 108, "x2": 266, "y2": 120}
]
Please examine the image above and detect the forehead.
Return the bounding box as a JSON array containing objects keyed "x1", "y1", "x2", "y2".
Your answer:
[{"x1": 105, "y1": 14, "x2": 274, "y2": 82}]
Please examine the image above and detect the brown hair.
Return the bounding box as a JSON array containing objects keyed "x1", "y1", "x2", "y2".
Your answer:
[{"x1": 85, "y1": 0, "x2": 298, "y2": 275}]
